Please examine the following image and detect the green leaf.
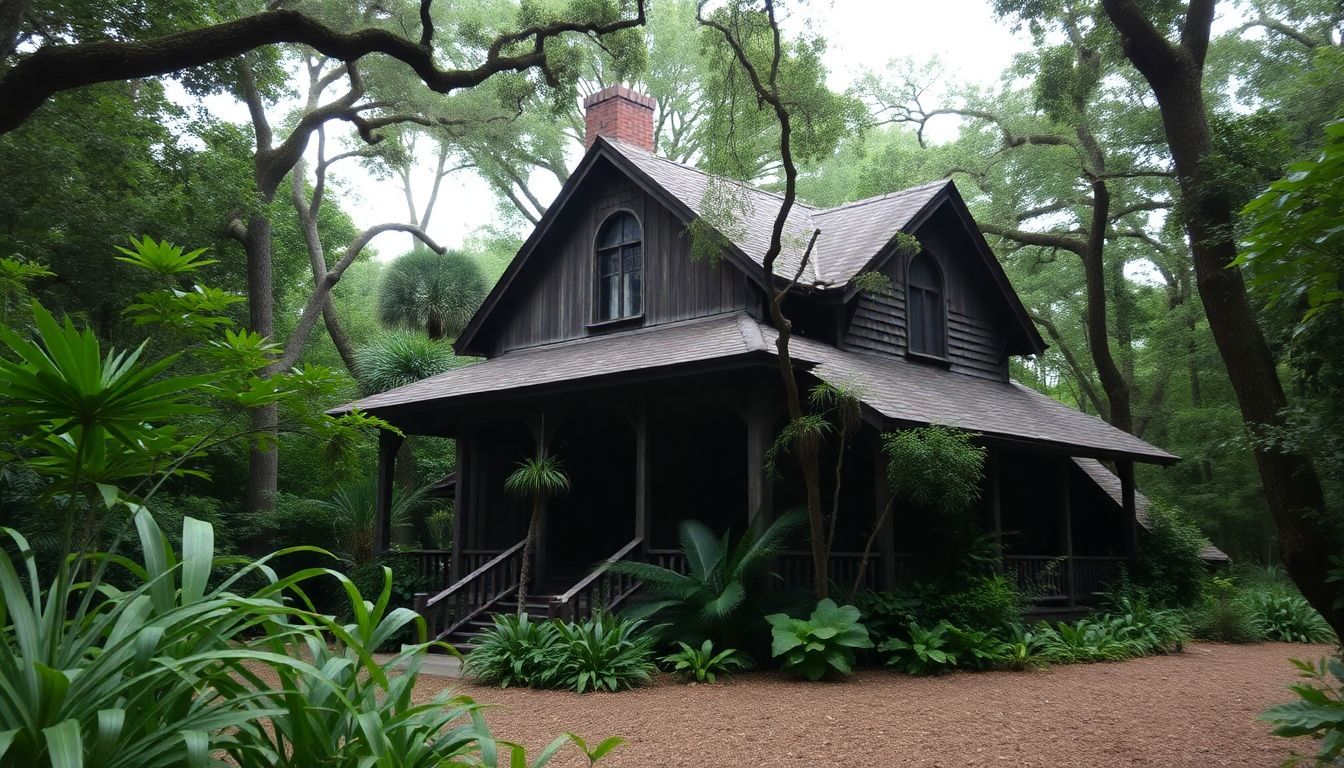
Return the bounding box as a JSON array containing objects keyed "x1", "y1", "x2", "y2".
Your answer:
[{"x1": 43, "y1": 719, "x2": 83, "y2": 768}]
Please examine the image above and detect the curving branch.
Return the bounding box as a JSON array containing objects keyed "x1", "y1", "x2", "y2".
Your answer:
[
  {"x1": 279, "y1": 222, "x2": 444, "y2": 371},
  {"x1": 0, "y1": 2, "x2": 647, "y2": 134}
]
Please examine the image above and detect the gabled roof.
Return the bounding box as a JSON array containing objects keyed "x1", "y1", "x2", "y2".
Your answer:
[
  {"x1": 336, "y1": 312, "x2": 1173, "y2": 465},
  {"x1": 1072, "y1": 458, "x2": 1229, "y2": 562},
  {"x1": 456, "y1": 136, "x2": 1044, "y2": 356}
]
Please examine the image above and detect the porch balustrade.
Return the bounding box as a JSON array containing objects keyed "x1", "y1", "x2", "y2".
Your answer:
[{"x1": 413, "y1": 538, "x2": 527, "y2": 642}]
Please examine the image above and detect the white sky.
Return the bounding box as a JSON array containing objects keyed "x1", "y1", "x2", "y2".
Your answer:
[{"x1": 184, "y1": 0, "x2": 1034, "y2": 259}]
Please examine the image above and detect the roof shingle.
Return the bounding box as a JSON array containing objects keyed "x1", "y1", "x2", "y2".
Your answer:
[{"x1": 1072, "y1": 458, "x2": 1229, "y2": 562}]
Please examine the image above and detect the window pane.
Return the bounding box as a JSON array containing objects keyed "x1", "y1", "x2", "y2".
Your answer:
[
  {"x1": 927, "y1": 295, "x2": 945, "y2": 357},
  {"x1": 908, "y1": 289, "x2": 926, "y2": 354},
  {"x1": 624, "y1": 269, "x2": 642, "y2": 316},
  {"x1": 598, "y1": 215, "x2": 625, "y2": 248},
  {"x1": 909, "y1": 253, "x2": 942, "y2": 291},
  {"x1": 622, "y1": 213, "x2": 640, "y2": 243},
  {"x1": 622, "y1": 243, "x2": 642, "y2": 273},
  {"x1": 599, "y1": 248, "x2": 619, "y2": 277},
  {"x1": 598, "y1": 274, "x2": 619, "y2": 320}
]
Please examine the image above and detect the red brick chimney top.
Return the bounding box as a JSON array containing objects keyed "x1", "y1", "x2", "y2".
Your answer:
[{"x1": 583, "y1": 85, "x2": 656, "y2": 153}]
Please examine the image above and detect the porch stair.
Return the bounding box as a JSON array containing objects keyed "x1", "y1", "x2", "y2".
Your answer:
[{"x1": 414, "y1": 537, "x2": 645, "y2": 656}]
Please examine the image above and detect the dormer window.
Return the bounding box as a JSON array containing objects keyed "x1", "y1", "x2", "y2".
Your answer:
[
  {"x1": 907, "y1": 252, "x2": 947, "y2": 358},
  {"x1": 595, "y1": 211, "x2": 643, "y2": 322}
]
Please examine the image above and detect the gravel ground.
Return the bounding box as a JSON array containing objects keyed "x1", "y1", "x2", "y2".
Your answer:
[{"x1": 415, "y1": 642, "x2": 1336, "y2": 767}]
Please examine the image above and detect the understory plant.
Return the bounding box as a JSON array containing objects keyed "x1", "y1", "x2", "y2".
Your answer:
[
  {"x1": 466, "y1": 614, "x2": 657, "y2": 693},
  {"x1": 1190, "y1": 576, "x2": 1264, "y2": 643},
  {"x1": 1260, "y1": 657, "x2": 1344, "y2": 766},
  {"x1": 767, "y1": 598, "x2": 873, "y2": 681},
  {"x1": 1253, "y1": 593, "x2": 1338, "y2": 645},
  {"x1": 611, "y1": 510, "x2": 805, "y2": 648},
  {"x1": 880, "y1": 621, "x2": 960, "y2": 675},
  {"x1": 660, "y1": 640, "x2": 750, "y2": 683}
]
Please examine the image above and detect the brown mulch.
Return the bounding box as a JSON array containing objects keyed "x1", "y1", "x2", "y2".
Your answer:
[{"x1": 413, "y1": 642, "x2": 1335, "y2": 767}]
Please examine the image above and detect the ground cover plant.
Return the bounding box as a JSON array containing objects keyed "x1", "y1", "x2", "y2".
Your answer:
[
  {"x1": 1261, "y1": 657, "x2": 1344, "y2": 766},
  {"x1": 766, "y1": 598, "x2": 874, "y2": 681},
  {"x1": 465, "y1": 613, "x2": 657, "y2": 693},
  {"x1": 660, "y1": 640, "x2": 750, "y2": 683}
]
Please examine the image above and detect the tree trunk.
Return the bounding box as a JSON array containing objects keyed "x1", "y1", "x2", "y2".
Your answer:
[
  {"x1": 244, "y1": 213, "x2": 278, "y2": 515},
  {"x1": 517, "y1": 498, "x2": 541, "y2": 615},
  {"x1": 1101, "y1": 0, "x2": 1343, "y2": 636}
]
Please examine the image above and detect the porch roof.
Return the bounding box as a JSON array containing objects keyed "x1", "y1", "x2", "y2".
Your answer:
[
  {"x1": 1072, "y1": 458, "x2": 1229, "y2": 562},
  {"x1": 332, "y1": 312, "x2": 1176, "y2": 464}
]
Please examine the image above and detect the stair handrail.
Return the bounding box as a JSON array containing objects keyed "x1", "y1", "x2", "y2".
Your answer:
[
  {"x1": 548, "y1": 536, "x2": 643, "y2": 622},
  {"x1": 413, "y1": 537, "x2": 527, "y2": 642}
]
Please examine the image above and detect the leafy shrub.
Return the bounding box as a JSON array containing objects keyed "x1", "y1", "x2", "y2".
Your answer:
[
  {"x1": 1252, "y1": 592, "x2": 1337, "y2": 644},
  {"x1": 552, "y1": 614, "x2": 658, "y2": 693},
  {"x1": 999, "y1": 623, "x2": 1052, "y2": 670},
  {"x1": 880, "y1": 621, "x2": 960, "y2": 675},
  {"x1": 661, "y1": 640, "x2": 750, "y2": 683},
  {"x1": 1134, "y1": 500, "x2": 1209, "y2": 608},
  {"x1": 1037, "y1": 619, "x2": 1133, "y2": 663},
  {"x1": 0, "y1": 511, "x2": 618, "y2": 767},
  {"x1": 1190, "y1": 576, "x2": 1264, "y2": 643},
  {"x1": 1101, "y1": 596, "x2": 1190, "y2": 655},
  {"x1": 466, "y1": 614, "x2": 657, "y2": 693},
  {"x1": 855, "y1": 584, "x2": 934, "y2": 641},
  {"x1": 355, "y1": 330, "x2": 461, "y2": 394},
  {"x1": 767, "y1": 599, "x2": 874, "y2": 681},
  {"x1": 1260, "y1": 657, "x2": 1344, "y2": 766},
  {"x1": 940, "y1": 575, "x2": 1024, "y2": 632},
  {"x1": 613, "y1": 510, "x2": 804, "y2": 649},
  {"x1": 946, "y1": 624, "x2": 1012, "y2": 670},
  {"x1": 465, "y1": 613, "x2": 562, "y2": 688}
]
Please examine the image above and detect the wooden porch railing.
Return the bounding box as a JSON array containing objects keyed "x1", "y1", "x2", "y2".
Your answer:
[
  {"x1": 413, "y1": 538, "x2": 526, "y2": 642},
  {"x1": 779, "y1": 551, "x2": 878, "y2": 592},
  {"x1": 1004, "y1": 555, "x2": 1068, "y2": 600},
  {"x1": 549, "y1": 537, "x2": 644, "y2": 622},
  {"x1": 402, "y1": 549, "x2": 451, "y2": 589},
  {"x1": 1072, "y1": 555, "x2": 1128, "y2": 601}
]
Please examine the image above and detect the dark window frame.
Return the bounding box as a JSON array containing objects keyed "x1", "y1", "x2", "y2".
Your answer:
[
  {"x1": 906, "y1": 251, "x2": 948, "y2": 361},
  {"x1": 590, "y1": 210, "x2": 645, "y2": 327}
]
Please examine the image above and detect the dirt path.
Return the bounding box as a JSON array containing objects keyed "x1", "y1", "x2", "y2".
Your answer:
[{"x1": 415, "y1": 642, "x2": 1335, "y2": 767}]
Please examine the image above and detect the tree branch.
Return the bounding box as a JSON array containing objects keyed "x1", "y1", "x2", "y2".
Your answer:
[
  {"x1": 0, "y1": 2, "x2": 647, "y2": 134},
  {"x1": 979, "y1": 220, "x2": 1088, "y2": 256}
]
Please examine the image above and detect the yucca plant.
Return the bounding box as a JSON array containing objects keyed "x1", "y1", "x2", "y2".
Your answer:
[
  {"x1": 551, "y1": 614, "x2": 657, "y2": 693},
  {"x1": 465, "y1": 613, "x2": 563, "y2": 689},
  {"x1": 377, "y1": 247, "x2": 487, "y2": 340},
  {"x1": 317, "y1": 477, "x2": 431, "y2": 566},
  {"x1": 611, "y1": 509, "x2": 805, "y2": 647},
  {"x1": 504, "y1": 454, "x2": 570, "y2": 613},
  {"x1": 354, "y1": 330, "x2": 462, "y2": 395}
]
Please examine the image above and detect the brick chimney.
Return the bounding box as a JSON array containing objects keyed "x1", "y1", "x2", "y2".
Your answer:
[{"x1": 583, "y1": 85, "x2": 656, "y2": 152}]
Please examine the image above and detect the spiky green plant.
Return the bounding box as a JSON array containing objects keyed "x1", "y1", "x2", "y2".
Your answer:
[
  {"x1": 660, "y1": 640, "x2": 750, "y2": 683},
  {"x1": 610, "y1": 509, "x2": 805, "y2": 648},
  {"x1": 354, "y1": 331, "x2": 460, "y2": 395},
  {"x1": 504, "y1": 455, "x2": 570, "y2": 613},
  {"x1": 316, "y1": 477, "x2": 432, "y2": 566},
  {"x1": 465, "y1": 613, "x2": 563, "y2": 689},
  {"x1": 551, "y1": 615, "x2": 657, "y2": 693},
  {"x1": 377, "y1": 248, "x2": 487, "y2": 340}
]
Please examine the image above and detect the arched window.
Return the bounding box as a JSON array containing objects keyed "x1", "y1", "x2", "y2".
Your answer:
[
  {"x1": 595, "y1": 211, "x2": 643, "y2": 322},
  {"x1": 907, "y1": 252, "x2": 946, "y2": 358}
]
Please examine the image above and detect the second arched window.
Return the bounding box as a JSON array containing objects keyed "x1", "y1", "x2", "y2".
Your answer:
[
  {"x1": 596, "y1": 212, "x2": 643, "y2": 322},
  {"x1": 907, "y1": 252, "x2": 946, "y2": 358}
]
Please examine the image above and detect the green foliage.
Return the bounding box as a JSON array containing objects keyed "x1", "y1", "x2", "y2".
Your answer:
[
  {"x1": 1252, "y1": 593, "x2": 1337, "y2": 645},
  {"x1": 113, "y1": 235, "x2": 217, "y2": 275},
  {"x1": 377, "y1": 247, "x2": 488, "y2": 340},
  {"x1": 465, "y1": 613, "x2": 564, "y2": 689},
  {"x1": 466, "y1": 614, "x2": 657, "y2": 694},
  {"x1": 660, "y1": 640, "x2": 750, "y2": 683},
  {"x1": 857, "y1": 575, "x2": 1024, "y2": 642},
  {"x1": 612, "y1": 510, "x2": 804, "y2": 647},
  {"x1": 355, "y1": 331, "x2": 462, "y2": 395},
  {"x1": 0, "y1": 510, "x2": 614, "y2": 767},
  {"x1": 553, "y1": 614, "x2": 659, "y2": 693},
  {"x1": 317, "y1": 477, "x2": 431, "y2": 566},
  {"x1": 1035, "y1": 603, "x2": 1187, "y2": 664},
  {"x1": 939, "y1": 575, "x2": 1024, "y2": 632},
  {"x1": 880, "y1": 621, "x2": 961, "y2": 675},
  {"x1": 1237, "y1": 120, "x2": 1344, "y2": 326},
  {"x1": 1190, "y1": 576, "x2": 1265, "y2": 644},
  {"x1": 1260, "y1": 657, "x2": 1344, "y2": 766},
  {"x1": 766, "y1": 598, "x2": 873, "y2": 681},
  {"x1": 1134, "y1": 500, "x2": 1210, "y2": 609},
  {"x1": 504, "y1": 454, "x2": 571, "y2": 501},
  {"x1": 881, "y1": 426, "x2": 986, "y2": 516}
]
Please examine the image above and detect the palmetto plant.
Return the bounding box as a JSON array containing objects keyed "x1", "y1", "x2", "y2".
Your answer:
[
  {"x1": 611, "y1": 510, "x2": 804, "y2": 647},
  {"x1": 317, "y1": 477, "x2": 431, "y2": 566},
  {"x1": 504, "y1": 454, "x2": 570, "y2": 612},
  {"x1": 354, "y1": 330, "x2": 461, "y2": 395},
  {"x1": 377, "y1": 247, "x2": 487, "y2": 340}
]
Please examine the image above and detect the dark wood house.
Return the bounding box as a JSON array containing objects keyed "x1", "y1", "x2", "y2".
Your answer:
[{"x1": 333, "y1": 85, "x2": 1221, "y2": 645}]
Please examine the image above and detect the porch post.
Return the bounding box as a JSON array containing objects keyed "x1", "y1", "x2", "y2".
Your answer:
[
  {"x1": 449, "y1": 427, "x2": 470, "y2": 585},
  {"x1": 745, "y1": 398, "x2": 774, "y2": 525},
  {"x1": 990, "y1": 450, "x2": 1003, "y2": 575},
  {"x1": 1119, "y1": 458, "x2": 1139, "y2": 560},
  {"x1": 373, "y1": 429, "x2": 404, "y2": 556},
  {"x1": 635, "y1": 401, "x2": 652, "y2": 551},
  {"x1": 875, "y1": 436, "x2": 896, "y2": 590},
  {"x1": 1060, "y1": 458, "x2": 1074, "y2": 606}
]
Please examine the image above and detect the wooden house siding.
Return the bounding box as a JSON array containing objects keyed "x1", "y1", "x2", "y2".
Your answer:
[
  {"x1": 484, "y1": 165, "x2": 757, "y2": 355},
  {"x1": 842, "y1": 205, "x2": 1010, "y2": 381}
]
